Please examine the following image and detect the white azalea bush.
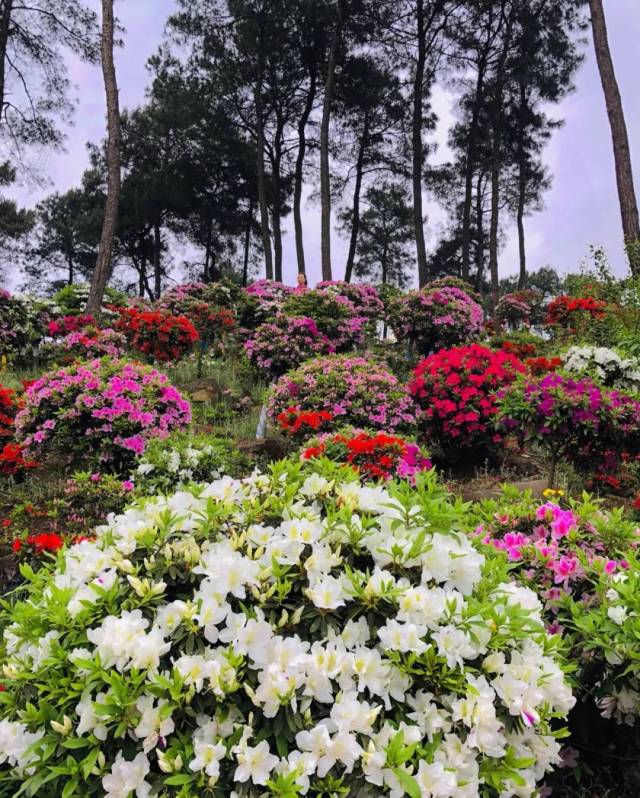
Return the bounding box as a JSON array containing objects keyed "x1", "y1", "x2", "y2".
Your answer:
[
  {"x1": 132, "y1": 432, "x2": 249, "y2": 494},
  {"x1": 562, "y1": 345, "x2": 640, "y2": 390},
  {"x1": 0, "y1": 461, "x2": 575, "y2": 797}
]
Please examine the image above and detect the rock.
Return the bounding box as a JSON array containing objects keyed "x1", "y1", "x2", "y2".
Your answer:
[
  {"x1": 189, "y1": 379, "x2": 220, "y2": 403},
  {"x1": 459, "y1": 478, "x2": 548, "y2": 503}
]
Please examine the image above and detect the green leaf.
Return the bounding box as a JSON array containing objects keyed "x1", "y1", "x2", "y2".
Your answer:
[{"x1": 392, "y1": 767, "x2": 421, "y2": 798}]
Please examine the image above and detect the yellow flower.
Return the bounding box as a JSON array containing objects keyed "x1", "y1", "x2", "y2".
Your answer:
[{"x1": 542, "y1": 488, "x2": 565, "y2": 498}]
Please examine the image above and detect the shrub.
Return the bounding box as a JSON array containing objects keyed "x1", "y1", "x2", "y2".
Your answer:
[
  {"x1": 562, "y1": 345, "x2": 640, "y2": 391},
  {"x1": 132, "y1": 432, "x2": 248, "y2": 493},
  {"x1": 275, "y1": 407, "x2": 335, "y2": 442},
  {"x1": 409, "y1": 344, "x2": 525, "y2": 458},
  {"x1": 315, "y1": 281, "x2": 384, "y2": 322},
  {"x1": 496, "y1": 290, "x2": 544, "y2": 329},
  {"x1": 116, "y1": 308, "x2": 199, "y2": 362},
  {"x1": 300, "y1": 428, "x2": 432, "y2": 483},
  {"x1": 0, "y1": 383, "x2": 18, "y2": 440},
  {"x1": 244, "y1": 316, "x2": 334, "y2": 379},
  {"x1": 245, "y1": 279, "x2": 294, "y2": 326},
  {"x1": 389, "y1": 285, "x2": 484, "y2": 354},
  {"x1": 0, "y1": 464, "x2": 575, "y2": 796},
  {"x1": 4, "y1": 471, "x2": 132, "y2": 561},
  {"x1": 53, "y1": 283, "x2": 126, "y2": 316},
  {"x1": 269, "y1": 354, "x2": 417, "y2": 435},
  {"x1": 47, "y1": 314, "x2": 97, "y2": 337},
  {"x1": 15, "y1": 358, "x2": 191, "y2": 473},
  {"x1": 0, "y1": 442, "x2": 37, "y2": 478},
  {"x1": 158, "y1": 280, "x2": 242, "y2": 315},
  {"x1": 497, "y1": 373, "x2": 640, "y2": 486},
  {"x1": 0, "y1": 291, "x2": 45, "y2": 364},
  {"x1": 526, "y1": 356, "x2": 563, "y2": 375},
  {"x1": 43, "y1": 327, "x2": 127, "y2": 365},
  {"x1": 545, "y1": 295, "x2": 607, "y2": 329},
  {"x1": 282, "y1": 289, "x2": 367, "y2": 352}
]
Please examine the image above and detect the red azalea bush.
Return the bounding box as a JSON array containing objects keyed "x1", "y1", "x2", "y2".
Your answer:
[
  {"x1": 116, "y1": 308, "x2": 199, "y2": 362},
  {"x1": 545, "y1": 295, "x2": 607, "y2": 328},
  {"x1": 300, "y1": 428, "x2": 432, "y2": 483},
  {"x1": 276, "y1": 407, "x2": 333, "y2": 441},
  {"x1": 409, "y1": 344, "x2": 525, "y2": 457},
  {"x1": 0, "y1": 384, "x2": 18, "y2": 439},
  {"x1": 47, "y1": 314, "x2": 96, "y2": 338},
  {"x1": 500, "y1": 340, "x2": 538, "y2": 359},
  {"x1": 526, "y1": 356, "x2": 563, "y2": 375},
  {"x1": 0, "y1": 442, "x2": 37, "y2": 477}
]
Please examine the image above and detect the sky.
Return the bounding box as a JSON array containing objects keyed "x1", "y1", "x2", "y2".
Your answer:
[{"x1": 5, "y1": 0, "x2": 640, "y2": 289}]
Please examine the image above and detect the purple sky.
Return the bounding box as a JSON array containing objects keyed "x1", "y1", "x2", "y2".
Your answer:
[{"x1": 7, "y1": 0, "x2": 640, "y2": 288}]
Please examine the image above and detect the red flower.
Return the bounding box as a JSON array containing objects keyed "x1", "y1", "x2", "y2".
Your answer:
[
  {"x1": 27, "y1": 533, "x2": 64, "y2": 554},
  {"x1": 11, "y1": 539, "x2": 22, "y2": 552}
]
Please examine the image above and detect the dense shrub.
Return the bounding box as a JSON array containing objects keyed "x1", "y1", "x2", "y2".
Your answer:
[
  {"x1": 283, "y1": 289, "x2": 367, "y2": 352},
  {"x1": 545, "y1": 295, "x2": 607, "y2": 329},
  {"x1": 15, "y1": 358, "x2": 191, "y2": 473},
  {"x1": 245, "y1": 279, "x2": 294, "y2": 326},
  {"x1": 0, "y1": 383, "x2": 18, "y2": 440},
  {"x1": 274, "y1": 407, "x2": 335, "y2": 442},
  {"x1": 562, "y1": 345, "x2": 640, "y2": 391},
  {"x1": 157, "y1": 280, "x2": 242, "y2": 315},
  {"x1": 116, "y1": 308, "x2": 199, "y2": 362},
  {"x1": 495, "y1": 290, "x2": 544, "y2": 329},
  {"x1": 269, "y1": 354, "x2": 417, "y2": 434},
  {"x1": 0, "y1": 291, "x2": 46, "y2": 363},
  {"x1": 300, "y1": 428, "x2": 432, "y2": 483},
  {"x1": 497, "y1": 373, "x2": 640, "y2": 485},
  {"x1": 389, "y1": 285, "x2": 484, "y2": 354},
  {"x1": 43, "y1": 327, "x2": 127, "y2": 365},
  {"x1": 316, "y1": 280, "x2": 384, "y2": 322},
  {"x1": 52, "y1": 283, "x2": 126, "y2": 316},
  {"x1": 409, "y1": 344, "x2": 525, "y2": 458},
  {"x1": 244, "y1": 315, "x2": 334, "y2": 378},
  {"x1": 0, "y1": 464, "x2": 575, "y2": 797},
  {"x1": 132, "y1": 431, "x2": 248, "y2": 493}
]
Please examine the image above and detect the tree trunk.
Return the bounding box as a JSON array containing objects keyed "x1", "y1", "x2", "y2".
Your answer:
[
  {"x1": 412, "y1": 0, "x2": 429, "y2": 287},
  {"x1": 488, "y1": 124, "x2": 501, "y2": 311},
  {"x1": 242, "y1": 199, "x2": 252, "y2": 287},
  {"x1": 204, "y1": 218, "x2": 213, "y2": 282},
  {"x1": 86, "y1": 0, "x2": 120, "y2": 314},
  {"x1": 153, "y1": 221, "x2": 162, "y2": 300},
  {"x1": 344, "y1": 110, "x2": 370, "y2": 283},
  {"x1": 475, "y1": 172, "x2": 485, "y2": 292},
  {"x1": 588, "y1": 0, "x2": 640, "y2": 274},
  {"x1": 66, "y1": 255, "x2": 73, "y2": 286},
  {"x1": 272, "y1": 116, "x2": 285, "y2": 282},
  {"x1": 461, "y1": 61, "x2": 487, "y2": 281},
  {"x1": 254, "y1": 39, "x2": 273, "y2": 280},
  {"x1": 0, "y1": 0, "x2": 13, "y2": 118},
  {"x1": 320, "y1": 0, "x2": 346, "y2": 281},
  {"x1": 517, "y1": 85, "x2": 528, "y2": 289},
  {"x1": 293, "y1": 69, "x2": 316, "y2": 277}
]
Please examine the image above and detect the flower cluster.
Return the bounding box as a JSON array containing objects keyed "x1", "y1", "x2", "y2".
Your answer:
[
  {"x1": 283, "y1": 289, "x2": 368, "y2": 352},
  {"x1": 12, "y1": 532, "x2": 64, "y2": 555},
  {"x1": 496, "y1": 291, "x2": 543, "y2": 329},
  {"x1": 0, "y1": 465, "x2": 575, "y2": 796},
  {"x1": 0, "y1": 291, "x2": 48, "y2": 363},
  {"x1": 409, "y1": 345, "x2": 525, "y2": 456},
  {"x1": 0, "y1": 383, "x2": 18, "y2": 439},
  {"x1": 45, "y1": 327, "x2": 127, "y2": 364},
  {"x1": 245, "y1": 315, "x2": 334, "y2": 378},
  {"x1": 15, "y1": 358, "x2": 191, "y2": 472},
  {"x1": 562, "y1": 345, "x2": 640, "y2": 390},
  {"x1": 526, "y1": 356, "x2": 563, "y2": 375},
  {"x1": 301, "y1": 429, "x2": 432, "y2": 482},
  {"x1": 269, "y1": 354, "x2": 417, "y2": 434},
  {"x1": 497, "y1": 373, "x2": 640, "y2": 483},
  {"x1": 157, "y1": 280, "x2": 242, "y2": 316},
  {"x1": 116, "y1": 308, "x2": 199, "y2": 362},
  {"x1": 545, "y1": 296, "x2": 607, "y2": 328},
  {"x1": 389, "y1": 286, "x2": 484, "y2": 354},
  {"x1": 276, "y1": 407, "x2": 333, "y2": 441},
  {"x1": 315, "y1": 281, "x2": 384, "y2": 322},
  {"x1": 501, "y1": 340, "x2": 538, "y2": 359},
  {"x1": 245, "y1": 279, "x2": 294, "y2": 325},
  {"x1": 132, "y1": 432, "x2": 247, "y2": 493},
  {"x1": 47, "y1": 314, "x2": 96, "y2": 337},
  {"x1": 0, "y1": 442, "x2": 37, "y2": 477}
]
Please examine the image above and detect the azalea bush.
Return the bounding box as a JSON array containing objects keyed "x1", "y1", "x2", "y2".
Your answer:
[
  {"x1": 497, "y1": 373, "x2": 640, "y2": 486},
  {"x1": 47, "y1": 314, "x2": 97, "y2": 338},
  {"x1": 275, "y1": 407, "x2": 334, "y2": 442},
  {"x1": 43, "y1": 327, "x2": 127, "y2": 365},
  {"x1": 316, "y1": 281, "x2": 384, "y2": 322},
  {"x1": 2, "y1": 471, "x2": 133, "y2": 561},
  {"x1": 52, "y1": 283, "x2": 125, "y2": 316},
  {"x1": 269, "y1": 354, "x2": 417, "y2": 435},
  {"x1": 15, "y1": 358, "x2": 191, "y2": 473},
  {"x1": 389, "y1": 285, "x2": 484, "y2": 355},
  {"x1": 300, "y1": 428, "x2": 432, "y2": 483},
  {"x1": 245, "y1": 316, "x2": 334, "y2": 379},
  {"x1": 245, "y1": 279, "x2": 294, "y2": 326},
  {"x1": 116, "y1": 308, "x2": 199, "y2": 363},
  {"x1": 158, "y1": 280, "x2": 242, "y2": 316},
  {"x1": 495, "y1": 290, "x2": 543, "y2": 330},
  {"x1": 409, "y1": 344, "x2": 525, "y2": 459},
  {"x1": 282, "y1": 289, "x2": 368, "y2": 352},
  {"x1": 0, "y1": 383, "x2": 18, "y2": 440},
  {"x1": 545, "y1": 295, "x2": 608, "y2": 335},
  {"x1": 132, "y1": 432, "x2": 248, "y2": 494},
  {"x1": 562, "y1": 345, "x2": 640, "y2": 391},
  {"x1": 0, "y1": 291, "x2": 46, "y2": 364},
  {"x1": 0, "y1": 463, "x2": 575, "y2": 797}
]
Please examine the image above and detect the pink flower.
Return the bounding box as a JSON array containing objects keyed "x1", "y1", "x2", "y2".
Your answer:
[
  {"x1": 121, "y1": 480, "x2": 134, "y2": 491},
  {"x1": 121, "y1": 435, "x2": 146, "y2": 455}
]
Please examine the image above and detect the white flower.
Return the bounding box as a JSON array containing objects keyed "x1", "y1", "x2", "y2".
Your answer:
[
  {"x1": 306, "y1": 575, "x2": 349, "y2": 610},
  {"x1": 102, "y1": 752, "x2": 151, "y2": 798},
  {"x1": 378, "y1": 620, "x2": 429, "y2": 654},
  {"x1": 190, "y1": 738, "x2": 226, "y2": 778},
  {"x1": 134, "y1": 695, "x2": 175, "y2": 752},
  {"x1": 607, "y1": 605, "x2": 628, "y2": 625},
  {"x1": 416, "y1": 760, "x2": 458, "y2": 797},
  {"x1": 234, "y1": 740, "x2": 279, "y2": 785}
]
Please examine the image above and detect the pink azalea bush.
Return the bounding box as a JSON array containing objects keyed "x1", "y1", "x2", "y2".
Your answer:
[
  {"x1": 15, "y1": 358, "x2": 191, "y2": 473},
  {"x1": 268, "y1": 354, "x2": 417, "y2": 435},
  {"x1": 43, "y1": 327, "x2": 127, "y2": 364},
  {"x1": 244, "y1": 315, "x2": 334, "y2": 378},
  {"x1": 315, "y1": 280, "x2": 384, "y2": 322},
  {"x1": 245, "y1": 279, "x2": 295, "y2": 326},
  {"x1": 497, "y1": 373, "x2": 640, "y2": 485},
  {"x1": 389, "y1": 285, "x2": 484, "y2": 354},
  {"x1": 282, "y1": 288, "x2": 368, "y2": 352}
]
